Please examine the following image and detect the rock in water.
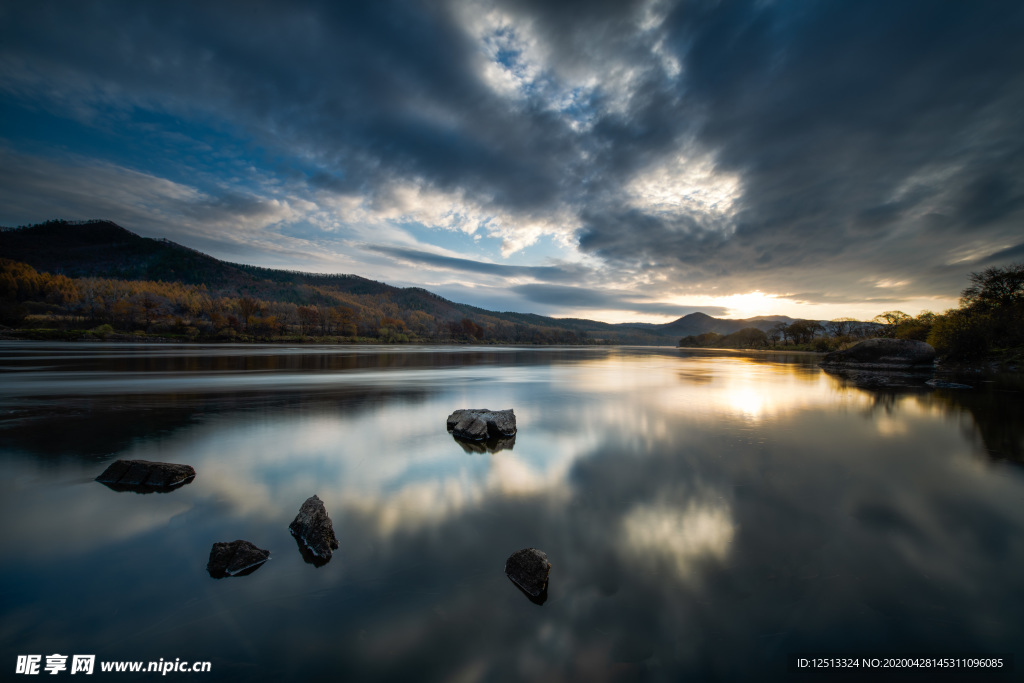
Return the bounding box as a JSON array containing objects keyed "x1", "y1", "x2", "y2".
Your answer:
[
  {"x1": 821, "y1": 338, "x2": 935, "y2": 369},
  {"x1": 446, "y1": 409, "x2": 517, "y2": 441},
  {"x1": 505, "y1": 548, "x2": 551, "y2": 597},
  {"x1": 925, "y1": 379, "x2": 973, "y2": 389},
  {"x1": 289, "y1": 495, "x2": 339, "y2": 560},
  {"x1": 207, "y1": 540, "x2": 270, "y2": 578},
  {"x1": 96, "y1": 459, "x2": 195, "y2": 491}
]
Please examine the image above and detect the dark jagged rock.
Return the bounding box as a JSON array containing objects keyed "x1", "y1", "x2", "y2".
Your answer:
[
  {"x1": 207, "y1": 540, "x2": 270, "y2": 578},
  {"x1": 505, "y1": 548, "x2": 550, "y2": 601},
  {"x1": 96, "y1": 459, "x2": 195, "y2": 492},
  {"x1": 288, "y1": 495, "x2": 339, "y2": 562},
  {"x1": 821, "y1": 338, "x2": 935, "y2": 369},
  {"x1": 446, "y1": 409, "x2": 517, "y2": 442}
]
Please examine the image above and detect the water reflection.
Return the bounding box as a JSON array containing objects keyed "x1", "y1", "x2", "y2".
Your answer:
[
  {"x1": 293, "y1": 533, "x2": 331, "y2": 568},
  {"x1": 818, "y1": 360, "x2": 1024, "y2": 465},
  {"x1": 451, "y1": 433, "x2": 517, "y2": 454},
  {"x1": 620, "y1": 500, "x2": 735, "y2": 583},
  {"x1": 97, "y1": 479, "x2": 195, "y2": 494},
  {"x1": 1, "y1": 343, "x2": 1023, "y2": 681},
  {"x1": 927, "y1": 385, "x2": 1024, "y2": 464},
  {"x1": 821, "y1": 365, "x2": 936, "y2": 391}
]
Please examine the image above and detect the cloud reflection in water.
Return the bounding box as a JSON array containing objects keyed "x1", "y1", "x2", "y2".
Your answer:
[
  {"x1": 2, "y1": 345, "x2": 1024, "y2": 681},
  {"x1": 621, "y1": 501, "x2": 735, "y2": 582}
]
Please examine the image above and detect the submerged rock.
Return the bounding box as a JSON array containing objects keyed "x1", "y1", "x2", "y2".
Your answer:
[
  {"x1": 447, "y1": 409, "x2": 517, "y2": 441},
  {"x1": 505, "y1": 547, "x2": 550, "y2": 601},
  {"x1": 822, "y1": 367, "x2": 932, "y2": 390},
  {"x1": 207, "y1": 540, "x2": 270, "y2": 578},
  {"x1": 96, "y1": 459, "x2": 195, "y2": 492},
  {"x1": 925, "y1": 379, "x2": 973, "y2": 389},
  {"x1": 289, "y1": 495, "x2": 339, "y2": 562},
  {"x1": 821, "y1": 338, "x2": 935, "y2": 369}
]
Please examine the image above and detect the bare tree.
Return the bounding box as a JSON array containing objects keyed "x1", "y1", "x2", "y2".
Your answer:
[
  {"x1": 828, "y1": 317, "x2": 857, "y2": 337},
  {"x1": 772, "y1": 321, "x2": 789, "y2": 345}
]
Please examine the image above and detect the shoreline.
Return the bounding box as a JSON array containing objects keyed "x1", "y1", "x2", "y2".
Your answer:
[
  {"x1": 1, "y1": 332, "x2": 1018, "y2": 374},
  {"x1": 677, "y1": 345, "x2": 824, "y2": 356}
]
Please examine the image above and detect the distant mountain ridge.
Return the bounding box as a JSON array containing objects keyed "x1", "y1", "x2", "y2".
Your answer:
[
  {"x1": 640, "y1": 311, "x2": 798, "y2": 337},
  {"x1": 1, "y1": 219, "x2": 799, "y2": 343}
]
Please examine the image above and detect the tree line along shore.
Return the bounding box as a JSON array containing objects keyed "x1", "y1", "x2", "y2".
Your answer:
[
  {"x1": 2, "y1": 248, "x2": 1021, "y2": 364},
  {"x1": 0, "y1": 257, "x2": 591, "y2": 345},
  {"x1": 678, "y1": 264, "x2": 1023, "y2": 367}
]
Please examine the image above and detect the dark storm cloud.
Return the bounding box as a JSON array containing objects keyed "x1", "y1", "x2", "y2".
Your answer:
[
  {"x1": 980, "y1": 243, "x2": 1024, "y2": 266},
  {"x1": 1, "y1": 0, "x2": 1023, "y2": 311},
  {"x1": 366, "y1": 245, "x2": 582, "y2": 282},
  {"x1": 512, "y1": 284, "x2": 727, "y2": 317},
  {"x1": 0, "y1": 0, "x2": 578, "y2": 209},
  {"x1": 560, "y1": 0, "x2": 1024, "y2": 295}
]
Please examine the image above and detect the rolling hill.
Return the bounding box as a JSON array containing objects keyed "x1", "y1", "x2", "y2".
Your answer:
[{"x1": 1, "y1": 219, "x2": 798, "y2": 343}]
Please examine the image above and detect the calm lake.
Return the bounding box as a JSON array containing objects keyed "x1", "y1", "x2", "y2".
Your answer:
[{"x1": 1, "y1": 342, "x2": 1022, "y2": 681}]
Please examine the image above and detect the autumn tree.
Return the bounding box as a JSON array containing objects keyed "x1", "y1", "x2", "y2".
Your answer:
[
  {"x1": 298, "y1": 305, "x2": 319, "y2": 335},
  {"x1": 928, "y1": 262, "x2": 1024, "y2": 359},
  {"x1": 896, "y1": 311, "x2": 936, "y2": 341},
  {"x1": 237, "y1": 297, "x2": 260, "y2": 330},
  {"x1": 406, "y1": 310, "x2": 435, "y2": 337},
  {"x1": 786, "y1": 319, "x2": 823, "y2": 344},
  {"x1": 872, "y1": 311, "x2": 910, "y2": 338}
]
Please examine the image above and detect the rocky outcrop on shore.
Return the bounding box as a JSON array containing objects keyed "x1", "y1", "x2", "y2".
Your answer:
[{"x1": 821, "y1": 338, "x2": 935, "y2": 369}]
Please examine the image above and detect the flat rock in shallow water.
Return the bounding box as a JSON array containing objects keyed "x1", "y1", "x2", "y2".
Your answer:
[
  {"x1": 207, "y1": 540, "x2": 270, "y2": 578},
  {"x1": 505, "y1": 548, "x2": 550, "y2": 598},
  {"x1": 96, "y1": 459, "x2": 195, "y2": 491},
  {"x1": 447, "y1": 409, "x2": 517, "y2": 441},
  {"x1": 288, "y1": 495, "x2": 339, "y2": 561}
]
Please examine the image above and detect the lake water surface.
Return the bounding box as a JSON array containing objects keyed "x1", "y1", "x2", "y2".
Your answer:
[{"x1": 1, "y1": 342, "x2": 1022, "y2": 681}]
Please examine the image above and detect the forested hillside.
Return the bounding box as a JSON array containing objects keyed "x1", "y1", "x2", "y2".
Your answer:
[
  {"x1": 0, "y1": 220, "x2": 660, "y2": 343},
  {"x1": 2, "y1": 219, "x2": 869, "y2": 346}
]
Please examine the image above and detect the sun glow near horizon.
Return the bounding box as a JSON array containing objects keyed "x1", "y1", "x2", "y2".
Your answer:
[{"x1": 560, "y1": 291, "x2": 962, "y2": 326}]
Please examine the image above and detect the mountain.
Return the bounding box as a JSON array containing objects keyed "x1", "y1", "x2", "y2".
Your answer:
[
  {"x1": 657, "y1": 312, "x2": 797, "y2": 337},
  {"x1": 0, "y1": 219, "x2": 802, "y2": 343},
  {"x1": 618, "y1": 312, "x2": 797, "y2": 337}
]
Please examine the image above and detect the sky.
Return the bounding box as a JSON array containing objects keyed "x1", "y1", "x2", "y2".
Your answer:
[{"x1": 1, "y1": 1, "x2": 1022, "y2": 323}]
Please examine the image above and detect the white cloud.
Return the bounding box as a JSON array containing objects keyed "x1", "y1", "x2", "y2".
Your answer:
[{"x1": 626, "y1": 151, "x2": 743, "y2": 225}]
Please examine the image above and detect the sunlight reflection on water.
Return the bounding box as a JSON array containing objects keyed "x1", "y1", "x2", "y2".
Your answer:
[{"x1": 1, "y1": 342, "x2": 1022, "y2": 681}]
